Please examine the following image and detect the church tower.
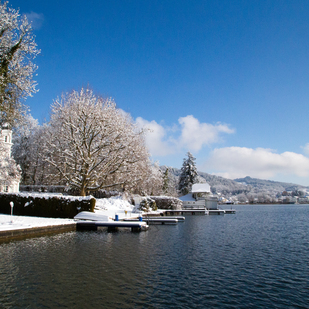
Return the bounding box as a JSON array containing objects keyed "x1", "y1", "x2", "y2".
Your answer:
[
  {"x1": 0, "y1": 123, "x2": 20, "y2": 193},
  {"x1": 1, "y1": 123, "x2": 13, "y2": 157}
]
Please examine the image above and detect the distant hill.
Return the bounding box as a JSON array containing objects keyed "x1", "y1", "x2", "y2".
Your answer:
[
  {"x1": 162, "y1": 166, "x2": 309, "y2": 196},
  {"x1": 197, "y1": 171, "x2": 250, "y2": 195},
  {"x1": 234, "y1": 176, "x2": 309, "y2": 193},
  {"x1": 163, "y1": 167, "x2": 250, "y2": 195}
]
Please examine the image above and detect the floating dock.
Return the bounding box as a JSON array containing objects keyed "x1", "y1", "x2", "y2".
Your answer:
[
  {"x1": 163, "y1": 208, "x2": 236, "y2": 216},
  {"x1": 163, "y1": 209, "x2": 208, "y2": 216},
  {"x1": 146, "y1": 216, "x2": 185, "y2": 222},
  {"x1": 124, "y1": 218, "x2": 179, "y2": 225},
  {"x1": 208, "y1": 209, "x2": 226, "y2": 215},
  {"x1": 224, "y1": 209, "x2": 236, "y2": 214},
  {"x1": 76, "y1": 221, "x2": 149, "y2": 232}
]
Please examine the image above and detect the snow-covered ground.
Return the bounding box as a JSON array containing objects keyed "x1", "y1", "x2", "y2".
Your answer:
[
  {"x1": 0, "y1": 195, "x2": 161, "y2": 232},
  {"x1": 0, "y1": 214, "x2": 74, "y2": 231},
  {"x1": 94, "y1": 195, "x2": 138, "y2": 220},
  {"x1": 94, "y1": 195, "x2": 161, "y2": 219}
]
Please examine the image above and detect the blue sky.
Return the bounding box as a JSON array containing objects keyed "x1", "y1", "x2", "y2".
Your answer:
[{"x1": 9, "y1": 0, "x2": 309, "y2": 185}]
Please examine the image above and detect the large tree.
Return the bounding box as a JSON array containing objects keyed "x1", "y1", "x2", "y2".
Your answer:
[
  {"x1": 178, "y1": 151, "x2": 198, "y2": 196},
  {"x1": 0, "y1": 1, "x2": 40, "y2": 126},
  {"x1": 41, "y1": 88, "x2": 150, "y2": 196}
]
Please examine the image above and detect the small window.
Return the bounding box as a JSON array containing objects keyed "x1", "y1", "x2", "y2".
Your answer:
[
  {"x1": 5, "y1": 136, "x2": 7, "y2": 142},
  {"x1": 4, "y1": 186, "x2": 9, "y2": 192}
]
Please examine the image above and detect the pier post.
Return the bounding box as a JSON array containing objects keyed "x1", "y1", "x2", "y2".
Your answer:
[
  {"x1": 131, "y1": 227, "x2": 142, "y2": 232},
  {"x1": 107, "y1": 226, "x2": 118, "y2": 232},
  {"x1": 76, "y1": 223, "x2": 97, "y2": 231}
]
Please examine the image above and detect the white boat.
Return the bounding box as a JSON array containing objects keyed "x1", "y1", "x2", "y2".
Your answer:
[{"x1": 74, "y1": 211, "x2": 111, "y2": 222}]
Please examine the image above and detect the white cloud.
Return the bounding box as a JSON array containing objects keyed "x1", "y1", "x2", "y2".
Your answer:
[
  {"x1": 136, "y1": 115, "x2": 234, "y2": 156},
  {"x1": 301, "y1": 143, "x2": 309, "y2": 156},
  {"x1": 25, "y1": 12, "x2": 44, "y2": 30},
  {"x1": 203, "y1": 147, "x2": 309, "y2": 180},
  {"x1": 178, "y1": 115, "x2": 235, "y2": 151},
  {"x1": 135, "y1": 117, "x2": 175, "y2": 156}
]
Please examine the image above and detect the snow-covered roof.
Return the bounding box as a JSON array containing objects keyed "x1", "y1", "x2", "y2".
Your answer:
[
  {"x1": 179, "y1": 193, "x2": 195, "y2": 201},
  {"x1": 1, "y1": 123, "x2": 9, "y2": 129},
  {"x1": 192, "y1": 183, "x2": 210, "y2": 193}
]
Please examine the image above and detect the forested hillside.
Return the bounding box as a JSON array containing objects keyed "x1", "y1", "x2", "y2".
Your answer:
[
  {"x1": 234, "y1": 176, "x2": 308, "y2": 192},
  {"x1": 163, "y1": 166, "x2": 309, "y2": 201}
]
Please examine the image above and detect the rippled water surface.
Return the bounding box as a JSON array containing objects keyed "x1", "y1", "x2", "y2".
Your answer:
[{"x1": 1, "y1": 205, "x2": 309, "y2": 308}]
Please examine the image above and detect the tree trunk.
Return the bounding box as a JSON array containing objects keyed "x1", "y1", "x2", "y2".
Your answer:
[{"x1": 80, "y1": 187, "x2": 86, "y2": 196}]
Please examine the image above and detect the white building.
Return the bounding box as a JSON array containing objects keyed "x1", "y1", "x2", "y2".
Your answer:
[
  {"x1": 0, "y1": 124, "x2": 20, "y2": 193},
  {"x1": 179, "y1": 183, "x2": 218, "y2": 210}
]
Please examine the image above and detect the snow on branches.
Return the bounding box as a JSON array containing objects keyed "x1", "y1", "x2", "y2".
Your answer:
[
  {"x1": 0, "y1": 1, "x2": 40, "y2": 126},
  {"x1": 41, "y1": 88, "x2": 151, "y2": 196},
  {"x1": 11, "y1": 113, "x2": 40, "y2": 184}
]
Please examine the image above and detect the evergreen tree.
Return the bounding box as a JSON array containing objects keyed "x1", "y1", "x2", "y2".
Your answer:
[
  {"x1": 178, "y1": 152, "x2": 198, "y2": 196},
  {"x1": 163, "y1": 168, "x2": 169, "y2": 194}
]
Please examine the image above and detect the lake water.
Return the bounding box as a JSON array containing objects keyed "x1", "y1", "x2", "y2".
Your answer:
[{"x1": 1, "y1": 204, "x2": 309, "y2": 308}]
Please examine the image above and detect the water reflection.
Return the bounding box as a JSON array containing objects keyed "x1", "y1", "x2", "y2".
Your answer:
[{"x1": 1, "y1": 205, "x2": 309, "y2": 308}]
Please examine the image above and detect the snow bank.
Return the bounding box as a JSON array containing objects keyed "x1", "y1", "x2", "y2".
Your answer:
[
  {"x1": 94, "y1": 195, "x2": 136, "y2": 219},
  {"x1": 13, "y1": 192, "x2": 94, "y2": 201},
  {"x1": 94, "y1": 195, "x2": 162, "y2": 219}
]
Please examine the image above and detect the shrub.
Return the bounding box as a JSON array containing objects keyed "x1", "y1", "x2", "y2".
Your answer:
[
  {"x1": 0, "y1": 193, "x2": 95, "y2": 218},
  {"x1": 150, "y1": 196, "x2": 182, "y2": 210},
  {"x1": 139, "y1": 197, "x2": 157, "y2": 211}
]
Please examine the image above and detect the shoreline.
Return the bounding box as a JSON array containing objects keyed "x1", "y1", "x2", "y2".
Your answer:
[
  {"x1": 0, "y1": 214, "x2": 76, "y2": 243},
  {"x1": 0, "y1": 223, "x2": 77, "y2": 243}
]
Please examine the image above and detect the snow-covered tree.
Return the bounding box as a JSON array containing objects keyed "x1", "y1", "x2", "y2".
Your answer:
[
  {"x1": 40, "y1": 88, "x2": 150, "y2": 196},
  {"x1": 12, "y1": 123, "x2": 53, "y2": 185},
  {"x1": 12, "y1": 113, "x2": 39, "y2": 183},
  {"x1": 161, "y1": 166, "x2": 178, "y2": 197},
  {"x1": 178, "y1": 152, "x2": 198, "y2": 196},
  {"x1": 0, "y1": 150, "x2": 21, "y2": 190},
  {"x1": 0, "y1": 1, "x2": 40, "y2": 126},
  {"x1": 163, "y1": 168, "x2": 169, "y2": 194},
  {"x1": 134, "y1": 161, "x2": 164, "y2": 196},
  {"x1": 236, "y1": 193, "x2": 248, "y2": 203}
]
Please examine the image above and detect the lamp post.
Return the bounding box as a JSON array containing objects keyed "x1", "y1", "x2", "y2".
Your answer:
[{"x1": 10, "y1": 201, "x2": 14, "y2": 223}]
